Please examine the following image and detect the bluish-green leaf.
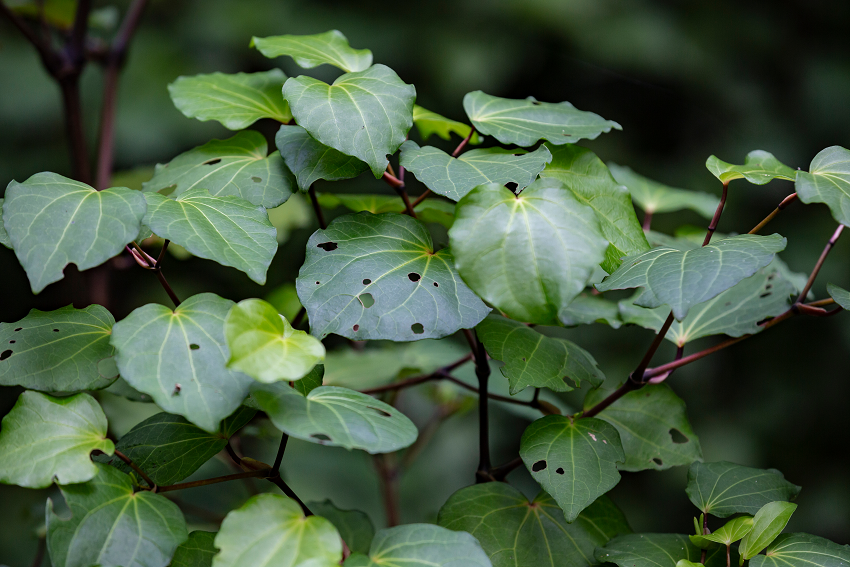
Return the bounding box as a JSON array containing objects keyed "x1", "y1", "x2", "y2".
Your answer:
[
  {"x1": 739, "y1": 502, "x2": 797, "y2": 559},
  {"x1": 275, "y1": 125, "x2": 369, "y2": 191},
  {"x1": 608, "y1": 163, "x2": 720, "y2": 218},
  {"x1": 686, "y1": 461, "x2": 801, "y2": 518},
  {"x1": 251, "y1": 30, "x2": 372, "y2": 73},
  {"x1": 827, "y1": 283, "x2": 850, "y2": 309},
  {"x1": 795, "y1": 146, "x2": 850, "y2": 226},
  {"x1": 309, "y1": 500, "x2": 375, "y2": 555},
  {"x1": 343, "y1": 524, "x2": 491, "y2": 567},
  {"x1": 412, "y1": 105, "x2": 482, "y2": 144},
  {"x1": 317, "y1": 192, "x2": 455, "y2": 229},
  {"x1": 559, "y1": 294, "x2": 623, "y2": 328},
  {"x1": 706, "y1": 151, "x2": 796, "y2": 185},
  {"x1": 170, "y1": 531, "x2": 217, "y2": 567},
  {"x1": 750, "y1": 533, "x2": 850, "y2": 567},
  {"x1": 0, "y1": 198, "x2": 10, "y2": 248}
]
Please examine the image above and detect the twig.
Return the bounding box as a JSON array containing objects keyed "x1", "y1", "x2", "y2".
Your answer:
[
  {"x1": 156, "y1": 240, "x2": 169, "y2": 268},
  {"x1": 224, "y1": 442, "x2": 242, "y2": 466},
  {"x1": 114, "y1": 449, "x2": 157, "y2": 490},
  {"x1": 464, "y1": 329, "x2": 492, "y2": 481},
  {"x1": 59, "y1": 77, "x2": 91, "y2": 183},
  {"x1": 155, "y1": 270, "x2": 182, "y2": 307},
  {"x1": 748, "y1": 193, "x2": 798, "y2": 235},
  {"x1": 266, "y1": 475, "x2": 313, "y2": 516},
  {"x1": 796, "y1": 224, "x2": 844, "y2": 303},
  {"x1": 308, "y1": 186, "x2": 327, "y2": 229},
  {"x1": 703, "y1": 181, "x2": 729, "y2": 246},
  {"x1": 491, "y1": 456, "x2": 523, "y2": 481},
  {"x1": 629, "y1": 313, "x2": 675, "y2": 383},
  {"x1": 374, "y1": 454, "x2": 400, "y2": 526},
  {"x1": 272, "y1": 433, "x2": 288, "y2": 472},
  {"x1": 642, "y1": 210, "x2": 653, "y2": 232},
  {"x1": 360, "y1": 353, "x2": 473, "y2": 394},
  {"x1": 452, "y1": 126, "x2": 476, "y2": 157},
  {"x1": 410, "y1": 189, "x2": 432, "y2": 208},
  {"x1": 157, "y1": 469, "x2": 271, "y2": 493},
  {"x1": 291, "y1": 307, "x2": 307, "y2": 329},
  {"x1": 647, "y1": 344, "x2": 685, "y2": 384},
  {"x1": 30, "y1": 536, "x2": 46, "y2": 567},
  {"x1": 382, "y1": 171, "x2": 404, "y2": 188}
]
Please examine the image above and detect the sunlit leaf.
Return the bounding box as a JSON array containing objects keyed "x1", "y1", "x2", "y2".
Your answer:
[
  {"x1": 317, "y1": 192, "x2": 456, "y2": 228},
  {"x1": 750, "y1": 533, "x2": 850, "y2": 567},
  {"x1": 701, "y1": 516, "x2": 753, "y2": 545},
  {"x1": 608, "y1": 163, "x2": 719, "y2": 218},
  {"x1": 686, "y1": 461, "x2": 801, "y2": 518},
  {"x1": 170, "y1": 531, "x2": 217, "y2": 567},
  {"x1": 309, "y1": 500, "x2": 375, "y2": 555},
  {"x1": 706, "y1": 151, "x2": 796, "y2": 185},
  {"x1": 827, "y1": 283, "x2": 850, "y2": 309},
  {"x1": 739, "y1": 502, "x2": 797, "y2": 560},
  {"x1": 597, "y1": 534, "x2": 727, "y2": 567},
  {"x1": 275, "y1": 125, "x2": 369, "y2": 191},
  {"x1": 343, "y1": 524, "x2": 491, "y2": 567},
  {"x1": 795, "y1": 146, "x2": 850, "y2": 226},
  {"x1": 558, "y1": 294, "x2": 622, "y2": 328},
  {"x1": 251, "y1": 30, "x2": 372, "y2": 73},
  {"x1": 412, "y1": 105, "x2": 482, "y2": 144}
]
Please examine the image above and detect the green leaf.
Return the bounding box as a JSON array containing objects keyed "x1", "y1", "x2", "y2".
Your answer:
[
  {"x1": 412, "y1": 105, "x2": 482, "y2": 144},
  {"x1": 168, "y1": 70, "x2": 292, "y2": 130},
  {"x1": 558, "y1": 294, "x2": 623, "y2": 328},
  {"x1": 795, "y1": 146, "x2": 850, "y2": 226},
  {"x1": 739, "y1": 502, "x2": 797, "y2": 559},
  {"x1": 608, "y1": 163, "x2": 720, "y2": 218},
  {"x1": 477, "y1": 314, "x2": 604, "y2": 394},
  {"x1": 3, "y1": 172, "x2": 146, "y2": 293},
  {"x1": 596, "y1": 234, "x2": 787, "y2": 320},
  {"x1": 317, "y1": 192, "x2": 456, "y2": 228},
  {"x1": 142, "y1": 131, "x2": 295, "y2": 209},
  {"x1": 583, "y1": 383, "x2": 701, "y2": 471},
  {"x1": 827, "y1": 283, "x2": 850, "y2": 309},
  {"x1": 0, "y1": 304, "x2": 116, "y2": 392},
  {"x1": 170, "y1": 531, "x2": 217, "y2": 567},
  {"x1": 685, "y1": 461, "x2": 801, "y2": 518},
  {"x1": 538, "y1": 144, "x2": 650, "y2": 273},
  {"x1": 597, "y1": 534, "x2": 727, "y2": 567},
  {"x1": 47, "y1": 463, "x2": 188, "y2": 567},
  {"x1": 702, "y1": 516, "x2": 754, "y2": 545},
  {"x1": 520, "y1": 415, "x2": 624, "y2": 521},
  {"x1": 678, "y1": 561, "x2": 705, "y2": 567},
  {"x1": 251, "y1": 383, "x2": 417, "y2": 453},
  {"x1": 706, "y1": 151, "x2": 796, "y2": 185},
  {"x1": 463, "y1": 91, "x2": 621, "y2": 147},
  {"x1": 0, "y1": 391, "x2": 114, "y2": 488},
  {"x1": 437, "y1": 483, "x2": 631, "y2": 567},
  {"x1": 225, "y1": 299, "x2": 325, "y2": 383},
  {"x1": 297, "y1": 211, "x2": 489, "y2": 341},
  {"x1": 399, "y1": 141, "x2": 552, "y2": 201},
  {"x1": 275, "y1": 125, "x2": 369, "y2": 191},
  {"x1": 343, "y1": 524, "x2": 491, "y2": 567},
  {"x1": 0, "y1": 198, "x2": 10, "y2": 248},
  {"x1": 111, "y1": 293, "x2": 254, "y2": 433},
  {"x1": 213, "y1": 493, "x2": 341, "y2": 567},
  {"x1": 309, "y1": 500, "x2": 375, "y2": 555},
  {"x1": 449, "y1": 179, "x2": 608, "y2": 324},
  {"x1": 267, "y1": 193, "x2": 312, "y2": 243},
  {"x1": 750, "y1": 533, "x2": 850, "y2": 567},
  {"x1": 143, "y1": 188, "x2": 278, "y2": 284},
  {"x1": 283, "y1": 65, "x2": 416, "y2": 177},
  {"x1": 251, "y1": 30, "x2": 372, "y2": 73},
  {"x1": 294, "y1": 364, "x2": 324, "y2": 396}
]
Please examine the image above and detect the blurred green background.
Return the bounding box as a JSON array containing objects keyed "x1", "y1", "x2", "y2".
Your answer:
[{"x1": 2, "y1": 0, "x2": 850, "y2": 565}]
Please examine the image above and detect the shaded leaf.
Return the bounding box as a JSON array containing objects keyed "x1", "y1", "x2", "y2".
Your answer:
[
  {"x1": 251, "y1": 30, "x2": 372, "y2": 73},
  {"x1": 317, "y1": 192, "x2": 455, "y2": 228},
  {"x1": 597, "y1": 534, "x2": 727, "y2": 567},
  {"x1": 796, "y1": 146, "x2": 850, "y2": 226},
  {"x1": 827, "y1": 283, "x2": 850, "y2": 309},
  {"x1": 294, "y1": 364, "x2": 324, "y2": 396},
  {"x1": 309, "y1": 500, "x2": 375, "y2": 555},
  {"x1": 0, "y1": 198, "x2": 10, "y2": 248},
  {"x1": 170, "y1": 531, "x2": 217, "y2": 567},
  {"x1": 686, "y1": 461, "x2": 801, "y2": 518},
  {"x1": 739, "y1": 502, "x2": 797, "y2": 559},
  {"x1": 559, "y1": 294, "x2": 623, "y2": 328},
  {"x1": 412, "y1": 105, "x2": 482, "y2": 144},
  {"x1": 750, "y1": 533, "x2": 850, "y2": 567},
  {"x1": 344, "y1": 524, "x2": 491, "y2": 567},
  {"x1": 706, "y1": 151, "x2": 796, "y2": 185},
  {"x1": 608, "y1": 163, "x2": 719, "y2": 218},
  {"x1": 275, "y1": 125, "x2": 369, "y2": 191}
]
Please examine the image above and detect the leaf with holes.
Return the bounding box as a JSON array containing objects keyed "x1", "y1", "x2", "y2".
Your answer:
[
  {"x1": 310, "y1": 500, "x2": 375, "y2": 555},
  {"x1": 583, "y1": 383, "x2": 701, "y2": 471},
  {"x1": 750, "y1": 533, "x2": 850, "y2": 567},
  {"x1": 142, "y1": 131, "x2": 295, "y2": 209},
  {"x1": 47, "y1": 463, "x2": 188, "y2": 567},
  {"x1": 538, "y1": 144, "x2": 650, "y2": 273},
  {"x1": 0, "y1": 304, "x2": 116, "y2": 392},
  {"x1": 3, "y1": 172, "x2": 146, "y2": 293},
  {"x1": 169, "y1": 70, "x2": 292, "y2": 130},
  {"x1": 111, "y1": 293, "x2": 254, "y2": 433},
  {"x1": 520, "y1": 415, "x2": 624, "y2": 521},
  {"x1": 686, "y1": 461, "x2": 801, "y2": 518},
  {"x1": 0, "y1": 198, "x2": 10, "y2": 248},
  {"x1": 343, "y1": 524, "x2": 491, "y2": 567},
  {"x1": 214, "y1": 493, "x2": 341, "y2": 567},
  {"x1": 706, "y1": 151, "x2": 796, "y2": 185},
  {"x1": 437, "y1": 483, "x2": 631, "y2": 567},
  {"x1": 400, "y1": 141, "x2": 552, "y2": 201},
  {"x1": 463, "y1": 91, "x2": 621, "y2": 147},
  {"x1": 559, "y1": 294, "x2": 623, "y2": 328},
  {"x1": 251, "y1": 30, "x2": 372, "y2": 73},
  {"x1": 317, "y1": 192, "x2": 456, "y2": 229},
  {"x1": 275, "y1": 125, "x2": 369, "y2": 191},
  {"x1": 608, "y1": 163, "x2": 720, "y2": 218},
  {"x1": 795, "y1": 146, "x2": 850, "y2": 226},
  {"x1": 0, "y1": 391, "x2": 114, "y2": 488},
  {"x1": 225, "y1": 298, "x2": 325, "y2": 383},
  {"x1": 739, "y1": 502, "x2": 797, "y2": 560},
  {"x1": 251, "y1": 382, "x2": 417, "y2": 453},
  {"x1": 450, "y1": 179, "x2": 608, "y2": 324},
  {"x1": 297, "y1": 211, "x2": 489, "y2": 341},
  {"x1": 283, "y1": 64, "x2": 415, "y2": 177},
  {"x1": 412, "y1": 105, "x2": 482, "y2": 144},
  {"x1": 143, "y1": 189, "x2": 277, "y2": 284},
  {"x1": 597, "y1": 534, "x2": 728, "y2": 567},
  {"x1": 477, "y1": 314, "x2": 604, "y2": 394},
  {"x1": 171, "y1": 531, "x2": 217, "y2": 567},
  {"x1": 827, "y1": 283, "x2": 850, "y2": 309}
]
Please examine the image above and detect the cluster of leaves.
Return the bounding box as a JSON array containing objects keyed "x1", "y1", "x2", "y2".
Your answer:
[{"x1": 2, "y1": 28, "x2": 850, "y2": 567}]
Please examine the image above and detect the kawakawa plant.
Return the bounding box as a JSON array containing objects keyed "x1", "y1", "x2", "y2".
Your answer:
[{"x1": 1, "y1": 8, "x2": 849, "y2": 567}]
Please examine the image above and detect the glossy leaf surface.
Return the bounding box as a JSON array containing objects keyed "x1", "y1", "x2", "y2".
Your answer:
[
  {"x1": 170, "y1": 531, "x2": 217, "y2": 567},
  {"x1": 750, "y1": 533, "x2": 850, "y2": 567},
  {"x1": 598, "y1": 534, "x2": 726, "y2": 567},
  {"x1": 702, "y1": 516, "x2": 754, "y2": 545},
  {"x1": 344, "y1": 524, "x2": 491, "y2": 567},
  {"x1": 317, "y1": 192, "x2": 455, "y2": 228},
  {"x1": 795, "y1": 146, "x2": 850, "y2": 226},
  {"x1": 686, "y1": 461, "x2": 801, "y2": 518},
  {"x1": 309, "y1": 500, "x2": 375, "y2": 555},
  {"x1": 275, "y1": 125, "x2": 369, "y2": 191},
  {"x1": 739, "y1": 502, "x2": 797, "y2": 559},
  {"x1": 706, "y1": 151, "x2": 796, "y2": 184},
  {"x1": 608, "y1": 163, "x2": 719, "y2": 218},
  {"x1": 412, "y1": 105, "x2": 482, "y2": 143},
  {"x1": 251, "y1": 30, "x2": 372, "y2": 72}
]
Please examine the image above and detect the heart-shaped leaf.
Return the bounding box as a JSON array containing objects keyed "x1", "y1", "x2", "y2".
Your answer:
[
  {"x1": 703, "y1": 516, "x2": 754, "y2": 546},
  {"x1": 706, "y1": 151, "x2": 796, "y2": 185},
  {"x1": 449, "y1": 179, "x2": 608, "y2": 324},
  {"x1": 170, "y1": 531, "x2": 217, "y2": 567},
  {"x1": 317, "y1": 192, "x2": 455, "y2": 228},
  {"x1": 142, "y1": 131, "x2": 295, "y2": 209},
  {"x1": 297, "y1": 211, "x2": 489, "y2": 341},
  {"x1": 0, "y1": 304, "x2": 116, "y2": 392},
  {"x1": 559, "y1": 294, "x2": 623, "y2": 328},
  {"x1": 827, "y1": 283, "x2": 850, "y2": 309},
  {"x1": 3, "y1": 172, "x2": 146, "y2": 293},
  {"x1": 309, "y1": 500, "x2": 375, "y2": 555},
  {"x1": 795, "y1": 146, "x2": 850, "y2": 226},
  {"x1": 343, "y1": 524, "x2": 491, "y2": 567},
  {"x1": 283, "y1": 64, "x2": 416, "y2": 177},
  {"x1": 169, "y1": 70, "x2": 292, "y2": 130},
  {"x1": 597, "y1": 534, "x2": 728, "y2": 567},
  {"x1": 251, "y1": 30, "x2": 372, "y2": 73},
  {"x1": 608, "y1": 163, "x2": 720, "y2": 218},
  {"x1": 412, "y1": 105, "x2": 482, "y2": 144},
  {"x1": 750, "y1": 533, "x2": 850, "y2": 567},
  {"x1": 0, "y1": 198, "x2": 10, "y2": 248},
  {"x1": 739, "y1": 502, "x2": 797, "y2": 559},
  {"x1": 275, "y1": 125, "x2": 369, "y2": 191},
  {"x1": 463, "y1": 91, "x2": 621, "y2": 147},
  {"x1": 111, "y1": 293, "x2": 254, "y2": 433},
  {"x1": 686, "y1": 461, "x2": 801, "y2": 518}
]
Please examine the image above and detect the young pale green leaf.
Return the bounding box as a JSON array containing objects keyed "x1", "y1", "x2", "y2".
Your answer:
[
  {"x1": 796, "y1": 146, "x2": 850, "y2": 226},
  {"x1": 143, "y1": 189, "x2": 278, "y2": 284},
  {"x1": 827, "y1": 283, "x2": 850, "y2": 309},
  {"x1": 598, "y1": 534, "x2": 727, "y2": 567},
  {"x1": 597, "y1": 234, "x2": 787, "y2": 320},
  {"x1": 520, "y1": 415, "x2": 624, "y2": 521},
  {"x1": 283, "y1": 65, "x2": 416, "y2": 177},
  {"x1": 343, "y1": 524, "x2": 491, "y2": 567},
  {"x1": 251, "y1": 30, "x2": 372, "y2": 73},
  {"x1": 706, "y1": 150, "x2": 796, "y2": 185},
  {"x1": 0, "y1": 198, "x2": 10, "y2": 248},
  {"x1": 170, "y1": 531, "x2": 217, "y2": 567},
  {"x1": 111, "y1": 293, "x2": 254, "y2": 433},
  {"x1": 477, "y1": 314, "x2": 604, "y2": 394},
  {"x1": 450, "y1": 179, "x2": 608, "y2": 324},
  {"x1": 252, "y1": 383, "x2": 417, "y2": 453},
  {"x1": 309, "y1": 500, "x2": 375, "y2": 555},
  {"x1": 686, "y1": 461, "x2": 801, "y2": 518},
  {"x1": 399, "y1": 141, "x2": 552, "y2": 201},
  {"x1": 294, "y1": 364, "x2": 324, "y2": 396},
  {"x1": 142, "y1": 131, "x2": 295, "y2": 209},
  {"x1": 0, "y1": 391, "x2": 114, "y2": 488},
  {"x1": 168, "y1": 70, "x2": 292, "y2": 130},
  {"x1": 437, "y1": 483, "x2": 631, "y2": 567},
  {"x1": 0, "y1": 304, "x2": 116, "y2": 392},
  {"x1": 702, "y1": 516, "x2": 754, "y2": 545},
  {"x1": 539, "y1": 144, "x2": 650, "y2": 273},
  {"x1": 213, "y1": 493, "x2": 341, "y2": 567},
  {"x1": 739, "y1": 502, "x2": 798, "y2": 559},
  {"x1": 47, "y1": 463, "x2": 188, "y2": 567},
  {"x1": 412, "y1": 105, "x2": 482, "y2": 144},
  {"x1": 317, "y1": 192, "x2": 455, "y2": 228},
  {"x1": 225, "y1": 298, "x2": 324, "y2": 383},
  {"x1": 463, "y1": 91, "x2": 621, "y2": 147},
  {"x1": 678, "y1": 561, "x2": 705, "y2": 567},
  {"x1": 3, "y1": 172, "x2": 146, "y2": 293},
  {"x1": 297, "y1": 212, "x2": 489, "y2": 341},
  {"x1": 275, "y1": 125, "x2": 369, "y2": 191},
  {"x1": 583, "y1": 383, "x2": 701, "y2": 471},
  {"x1": 608, "y1": 163, "x2": 720, "y2": 218},
  {"x1": 559, "y1": 294, "x2": 623, "y2": 328},
  {"x1": 750, "y1": 533, "x2": 850, "y2": 567}
]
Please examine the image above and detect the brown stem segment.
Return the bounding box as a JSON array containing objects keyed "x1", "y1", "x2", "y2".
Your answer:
[
  {"x1": 642, "y1": 210, "x2": 653, "y2": 232},
  {"x1": 157, "y1": 469, "x2": 270, "y2": 493},
  {"x1": 452, "y1": 126, "x2": 476, "y2": 157},
  {"x1": 748, "y1": 193, "x2": 798, "y2": 235},
  {"x1": 266, "y1": 475, "x2": 312, "y2": 516},
  {"x1": 272, "y1": 433, "x2": 288, "y2": 472},
  {"x1": 360, "y1": 353, "x2": 473, "y2": 394},
  {"x1": 114, "y1": 449, "x2": 156, "y2": 490},
  {"x1": 374, "y1": 454, "x2": 400, "y2": 526},
  {"x1": 703, "y1": 181, "x2": 729, "y2": 246},
  {"x1": 308, "y1": 186, "x2": 327, "y2": 230},
  {"x1": 410, "y1": 189, "x2": 432, "y2": 208},
  {"x1": 464, "y1": 329, "x2": 492, "y2": 481},
  {"x1": 59, "y1": 77, "x2": 91, "y2": 183},
  {"x1": 796, "y1": 224, "x2": 844, "y2": 303},
  {"x1": 491, "y1": 456, "x2": 523, "y2": 481}
]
